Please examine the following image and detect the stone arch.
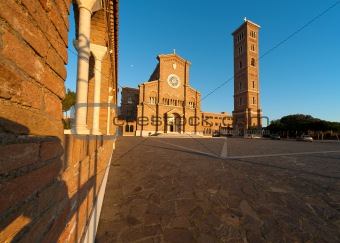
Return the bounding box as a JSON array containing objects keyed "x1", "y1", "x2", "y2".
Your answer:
[
  {"x1": 187, "y1": 96, "x2": 196, "y2": 108},
  {"x1": 167, "y1": 112, "x2": 182, "y2": 133},
  {"x1": 147, "y1": 90, "x2": 157, "y2": 103}
]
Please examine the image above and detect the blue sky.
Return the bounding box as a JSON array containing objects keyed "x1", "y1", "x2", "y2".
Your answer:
[{"x1": 66, "y1": 0, "x2": 340, "y2": 123}]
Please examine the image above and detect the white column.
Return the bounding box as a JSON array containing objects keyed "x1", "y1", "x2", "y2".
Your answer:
[
  {"x1": 74, "y1": 0, "x2": 97, "y2": 134},
  {"x1": 107, "y1": 95, "x2": 113, "y2": 135},
  {"x1": 90, "y1": 44, "x2": 107, "y2": 135},
  {"x1": 107, "y1": 87, "x2": 113, "y2": 135}
]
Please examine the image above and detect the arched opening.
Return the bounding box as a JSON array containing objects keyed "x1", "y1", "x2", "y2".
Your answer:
[{"x1": 167, "y1": 113, "x2": 182, "y2": 133}]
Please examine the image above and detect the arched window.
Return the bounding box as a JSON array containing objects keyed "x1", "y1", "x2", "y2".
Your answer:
[
  {"x1": 129, "y1": 125, "x2": 134, "y2": 132},
  {"x1": 239, "y1": 61, "x2": 242, "y2": 69},
  {"x1": 149, "y1": 97, "x2": 156, "y2": 104},
  {"x1": 251, "y1": 58, "x2": 256, "y2": 67},
  {"x1": 125, "y1": 124, "x2": 129, "y2": 132}
]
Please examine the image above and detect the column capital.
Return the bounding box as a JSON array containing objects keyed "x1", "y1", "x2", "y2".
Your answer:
[
  {"x1": 76, "y1": 0, "x2": 100, "y2": 13},
  {"x1": 90, "y1": 43, "x2": 108, "y2": 61}
]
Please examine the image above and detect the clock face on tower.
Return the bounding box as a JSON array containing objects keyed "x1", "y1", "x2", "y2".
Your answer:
[{"x1": 167, "y1": 74, "x2": 181, "y2": 88}]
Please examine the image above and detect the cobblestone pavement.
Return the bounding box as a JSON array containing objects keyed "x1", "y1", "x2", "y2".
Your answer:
[{"x1": 96, "y1": 137, "x2": 340, "y2": 242}]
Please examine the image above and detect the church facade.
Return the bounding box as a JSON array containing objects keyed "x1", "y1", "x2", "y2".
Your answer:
[
  {"x1": 119, "y1": 52, "x2": 232, "y2": 136},
  {"x1": 136, "y1": 53, "x2": 203, "y2": 136}
]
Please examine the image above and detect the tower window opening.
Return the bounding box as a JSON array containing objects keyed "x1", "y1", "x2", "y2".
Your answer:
[
  {"x1": 250, "y1": 31, "x2": 256, "y2": 38},
  {"x1": 127, "y1": 96, "x2": 132, "y2": 104},
  {"x1": 251, "y1": 58, "x2": 256, "y2": 67}
]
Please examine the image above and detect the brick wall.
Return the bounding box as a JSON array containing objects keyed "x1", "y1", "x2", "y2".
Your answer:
[{"x1": 0, "y1": 0, "x2": 118, "y2": 242}]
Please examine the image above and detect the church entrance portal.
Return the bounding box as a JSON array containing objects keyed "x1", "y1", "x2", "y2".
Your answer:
[{"x1": 167, "y1": 113, "x2": 182, "y2": 133}]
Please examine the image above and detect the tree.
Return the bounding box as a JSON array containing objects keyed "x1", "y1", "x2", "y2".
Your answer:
[
  {"x1": 328, "y1": 122, "x2": 340, "y2": 140},
  {"x1": 62, "y1": 89, "x2": 76, "y2": 117},
  {"x1": 268, "y1": 114, "x2": 339, "y2": 140},
  {"x1": 267, "y1": 119, "x2": 285, "y2": 134},
  {"x1": 279, "y1": 114, "x2": 320, "y2": 135}
]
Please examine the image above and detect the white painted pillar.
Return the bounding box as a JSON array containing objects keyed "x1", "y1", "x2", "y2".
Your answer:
[
  {"x1": 90, "y1": 44, "x2": 107, "y2": 135},
  {"x1": 107, "y1": 87, "x2": 113, "y2": 135},
  {"x1": 107, "y1": 95, "x2": 113, "y2": 135},
  {"x1": 74, "y1": 0, "x2": 97, "y2": 134}
]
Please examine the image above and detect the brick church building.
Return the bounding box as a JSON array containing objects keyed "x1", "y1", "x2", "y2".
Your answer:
[
  {"x1": 119, "y1": 19, "x2": 262, "y2": 136},
  {"x1": 119, "y1": 52, "x2": 233, "y2": 136}
]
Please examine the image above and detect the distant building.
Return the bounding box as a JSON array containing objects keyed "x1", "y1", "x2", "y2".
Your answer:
[
  {"x1": 118, "y1": 87, "x2": 139, "y2": 135},
  {"x1": 201, "y1": 112, "x2": 233, "y2": 135},
  {"x1": 119, "y1": 87, "x2": 139, "y2": 120},
  {"x1": 232, "y1": 20, "x2": 262, "y2": 131}
]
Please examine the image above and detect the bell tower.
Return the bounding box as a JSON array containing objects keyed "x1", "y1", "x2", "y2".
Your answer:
[{"x1": 232, "y1": 19, "x2": 262, "y2": 131}]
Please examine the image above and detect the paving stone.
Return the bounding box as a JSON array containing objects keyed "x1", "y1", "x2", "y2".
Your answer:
[
  {"x1": 217, "y1": 189, "x2": 230, "y2": 198},
  {"x1": 197, "y1": 233, "x2": 215, "y2": 243},
  {"x1": 163, "y1": 228, "x2": 195, "y2": 243},
  {"x1": 193, "y1": 220, "x2": 213, "y2": 234},
  {"x1": 126, "y1": 215, "x2": 142, "y2": 226},
  {"x1": 246, "y1": 230, "x2": 266, "y2": 243},
  {"x1": 189, "y1": 205, "x2": 204, "y2": 221},
  {"x1": 176, "y1": 199, "x2": 197, "y2": 216},
  {"x1": 170, "y1": 217, "x2": 191, "y2": 228},
  {"x1": 147, "y1": 192, "x2": 161, "y2": 205},
  {"x1": 161, "y1": 213, "x2": 171, "y2": 227},
  {"x1": 160, "y1": 200, "x2": 177, "y2": 216},
  {"x1": 143, "y1": 213, "x2": 161, "y2": 225},
  {"x1": 239, "y1": 200, "x2": 259, "y2": 220},
  {"x1": 206, "y1": 213, "x2": 223, "y2": 229},
  {"x1": 226, "y1": 225, "x2": 242, "y2": 240},
  {"x1": 130, "y1": 203, "x2": 148, "y2": 218},
  {"x1": 120, "y1": 225, "x2": 162, "y2": 242},
  {"x1": 220, "y1": 209, "x2": 241, "y2": 227},
  {"x1": 135, "y1": 236, "x2": 161, "y2": 243},
  {"x1": 146, "y1": 202, "x2": 163, "y2": 215},
  {"x1": 226, "y1": 195, "x2": 241, "y2": 208},
  {"x1": 176, "y1": 190, "x2": 195, "y2": 199}
]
